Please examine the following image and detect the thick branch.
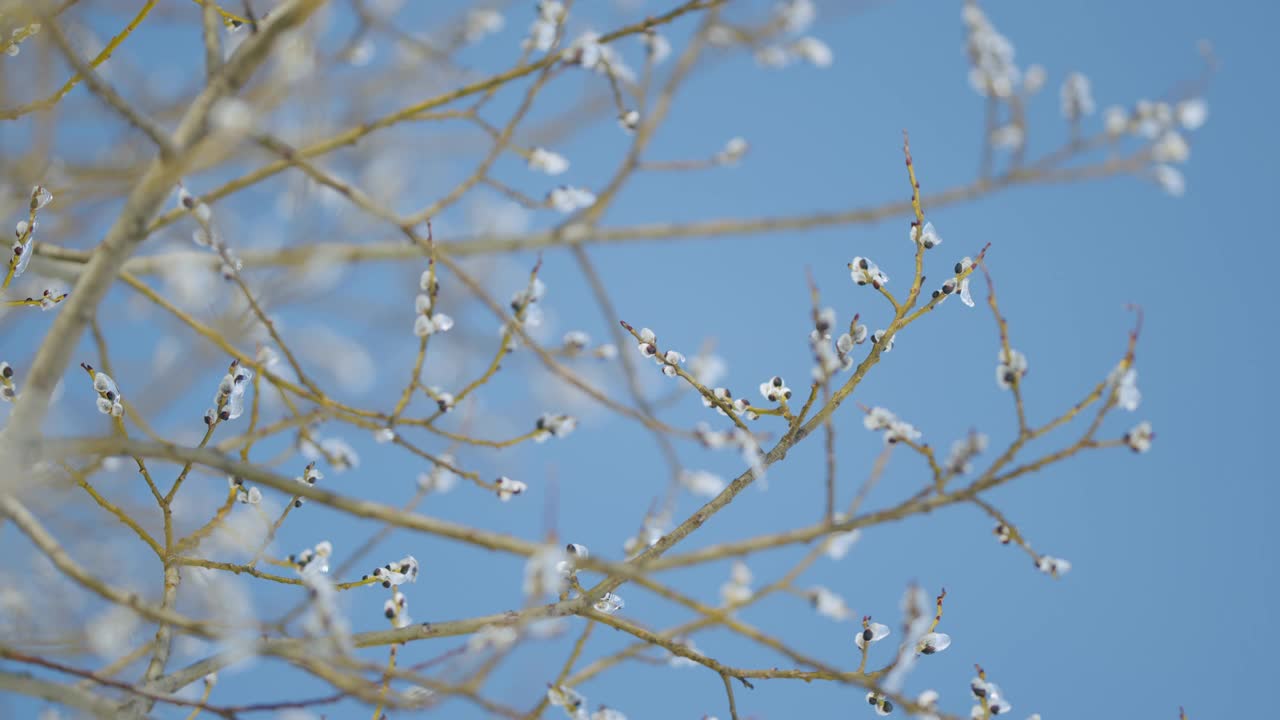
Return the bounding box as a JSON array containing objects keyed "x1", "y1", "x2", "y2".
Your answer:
[{"x1": 1, "y1": 0, "x2": 324, "y2": 487}]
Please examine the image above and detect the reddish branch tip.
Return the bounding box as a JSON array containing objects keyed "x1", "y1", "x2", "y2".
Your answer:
[
  {"x1": 619, "y1": 320, "x2": 634, "y2": 331},
  {"x1": 1126, "y1": 303, "x2": 1145, "y2": 341}
]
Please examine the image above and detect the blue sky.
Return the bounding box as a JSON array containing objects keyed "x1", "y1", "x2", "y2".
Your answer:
[{"x1": 3, "y1": 1, "x2": 1279, "y2": 718}]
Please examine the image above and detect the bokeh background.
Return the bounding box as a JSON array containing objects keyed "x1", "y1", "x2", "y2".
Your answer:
[{"x1": 2, "y1": 0, "x2": 1278, "y2": 718}]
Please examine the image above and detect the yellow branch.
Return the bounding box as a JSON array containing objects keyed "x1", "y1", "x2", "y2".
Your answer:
[{"x1": 1, "y1": 1, "x2": 158, "y2": 120}]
